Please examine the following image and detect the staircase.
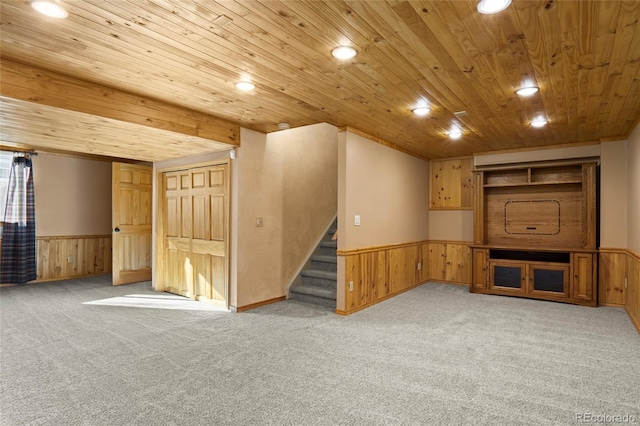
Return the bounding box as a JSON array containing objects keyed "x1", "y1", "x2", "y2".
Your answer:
[{"x1": 289, "y1": 221, "x2": 337, "y2": 308}]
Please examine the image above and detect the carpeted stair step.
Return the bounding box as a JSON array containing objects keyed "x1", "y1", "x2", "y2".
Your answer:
[
  {"x1": 289, "y1": 283, "x2": 336, "y2": 308},
  {"x1": 310, "y1": 255, "x2": 337, "y2": 272},
  {"x1": 301, "y1": 269, "x2": 337, "y2": 288},
  {"x1": 318, "y1": 240, "x2": 337, "y2": 256}
]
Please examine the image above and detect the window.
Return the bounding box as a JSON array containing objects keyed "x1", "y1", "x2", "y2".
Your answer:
[{"x1": 0, "y1": 151, "x2": 14, "y2": 220}]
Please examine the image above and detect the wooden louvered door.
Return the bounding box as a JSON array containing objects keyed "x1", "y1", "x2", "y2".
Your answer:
[{"x1": 162, "y1": 163, "x2": 229, "y2": 308}]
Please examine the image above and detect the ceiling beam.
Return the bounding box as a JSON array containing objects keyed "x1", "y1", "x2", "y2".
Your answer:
[{"x1": 0, "y1": 58, "x2": 240, "y2": 146}]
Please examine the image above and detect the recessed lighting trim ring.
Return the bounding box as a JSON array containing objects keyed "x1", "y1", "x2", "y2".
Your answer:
[
  {"x1": 477, "y1": 0, "x2": 512, "y2": 14},
  {"x1": 332, "y1": 46, "x2": 357, "y2": 60},
  {"x1": 31, "y1": 0, "x2": 68, "y2": 18}
]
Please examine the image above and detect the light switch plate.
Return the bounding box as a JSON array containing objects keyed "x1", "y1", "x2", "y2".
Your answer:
[
  {"x1": 354, "y1": 215, "x2": 360, "y2": 226},
  {"x1": 256, "y1": 217, "x2": 264, "y2": 227}
]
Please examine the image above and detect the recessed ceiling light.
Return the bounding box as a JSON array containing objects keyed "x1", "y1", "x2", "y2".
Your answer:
[
  {"x1": 412, "y1": 107, "x2": 430, "y2": 117},
  {"x1": 449, "y1": 130, "x2": 463, "y2": 139},
  {"x1": 235, "y1": 81, "x2": 255, "y2": 91},
  {"x1": 477, "y1": 0, "x2": 512, "y2": 14},
  {"x1": 31, "y1": 0, "x2": 68, "y2": 18},
  {"x1": 531, "y1": 117, "x2": 548, "y2": 128},
  {"x1": 331, "y1": 46, "x2": 357, "y2": 60},
  {"x1": 278, "y1": 123, "x2": 290, "y2": 130},
  {"x1": 516, "y1": 86, "x2": 539, "y2": 97}
]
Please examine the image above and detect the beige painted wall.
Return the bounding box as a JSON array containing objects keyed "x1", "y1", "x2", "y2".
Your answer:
[
  {"x1": 236, "y1": 124, "x2": 338, "y2": 307},
  {"x1": 336, "y1": 130, "x2": 429, "y2": 311},
  {"x1": 628, "y1": 124, "x2": 640, "y2": 254},
  {"x1": 338, "y1": 131, "x2": 430, "y2": 250},
  {"x1": 600, "y1": 140, "x2": 628, "y2": 248},
  {"x1": 32, "y1": 154, "x2": 111, "y2": 237},
  {"x1": 428, "y1": 210, "x2": 473, "y2": 242},
  {"x1": 152, "y1": 124, "x2": 338, "y2": 309}
]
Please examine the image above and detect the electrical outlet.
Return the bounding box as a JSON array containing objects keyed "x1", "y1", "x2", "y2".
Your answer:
[
  {"x1": 67, "y1": 256, "x2": 76, "y2": 263},
  {"x1": 417, "y1": 262, "x2": 422, "y2": 271},
  {"x1": 349, "y1": 281, "x2": 354, "y2": 292},
  {"x1": 354, "y1": 215, "x2": 360, "y2": 226}
]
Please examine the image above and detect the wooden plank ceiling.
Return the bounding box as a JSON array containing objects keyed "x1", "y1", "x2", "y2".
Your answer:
[{"x1": 1, "y1": 0, "x2": 640, "y2": 160}]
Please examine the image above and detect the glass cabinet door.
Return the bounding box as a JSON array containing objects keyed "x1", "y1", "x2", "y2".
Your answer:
[
  {"x1": 489, "y1": 261, "x2": 526, "y2": 293},
  {"x1": 529, "y1": 263, "x2": 569, "y2": 297}
]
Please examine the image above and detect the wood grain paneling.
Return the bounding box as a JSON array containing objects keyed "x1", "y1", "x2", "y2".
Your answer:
[
  {"x1": 340, "y1": 240, "x2": 472, "y2": 314},
  {"x1": 430, "y1": 158, "x2": 473, "y2": 209},
  {"x1": 158, "y1": 161, "x2": 230, "y2": 308},
  {"x1": 0, "y1": 235, "x2": 112, "y2": 285},
  {"x1": 479, "y1": 162, "x2": 596, "y2": 250},
  {"x1": 341, "y1": 242, "x2": 425, "y2": 315},
  {"x1": 626, "y1": 251, "x2": 640, "y2": 333},
  {"x1": 472, "y1": 248, "x2": 488, "y2": 290},
  {"x1": 0, "y1": 60, "x2": 239, "y2": 161},
  {"x1": 112, "y1": 163, "x2": 152, "y2": 285},
  {"x1": 427, "y1": 241, "x2": 471, "y2": 285},
  {"x1": 236, "y1": 296, "x2": 287, "y2": 312},
  {"x1": 571, "y1": 253, "x2": 595, "y2": 301},
  {"x1": 2, "y1": 1, "x2": 640, "y2": 160},
  {"x1": 473, "y1": 172, "x2": 485, "y2": 245},
  {"x1": 598, "y1": 250, "x2": 626, "y2": 306},
  {"x1": 486, "y1": 185, "x2": 583, "y2": 248}
]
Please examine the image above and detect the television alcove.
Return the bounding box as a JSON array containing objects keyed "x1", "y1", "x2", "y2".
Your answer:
[{"x1": 471, "y1": 161, "x2": 598, "y2": 306}]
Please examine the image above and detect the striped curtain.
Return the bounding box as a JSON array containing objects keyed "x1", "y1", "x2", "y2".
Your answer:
[{"x1": 0, "y1": 155, "x2": 36, "y2": 284}]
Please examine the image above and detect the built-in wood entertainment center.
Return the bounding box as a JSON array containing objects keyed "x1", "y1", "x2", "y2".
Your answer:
[{"x1": 471, "y1": 161, "x2": 598, "y2": 306}]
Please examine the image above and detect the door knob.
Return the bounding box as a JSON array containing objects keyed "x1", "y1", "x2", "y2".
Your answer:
[{"x1": 114, "y1": 227, "x2": 120, "y2": 233}]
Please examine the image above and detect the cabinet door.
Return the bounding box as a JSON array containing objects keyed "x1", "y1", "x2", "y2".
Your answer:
[
  {"x1": 489, "y1": 261, "x2": 526, "y2": 293},
  {"x1": 472, "y1": 248, "x2": 488, "y2": 289},
  {"x1": 572, "y1": 253, "x2": 595, "y2": 301},
  {"x1": 528, "y1": 263, "x2": 570, "y2": 297}
]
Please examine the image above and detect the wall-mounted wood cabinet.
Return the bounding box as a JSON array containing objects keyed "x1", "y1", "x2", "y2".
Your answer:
[
  {"x1": 430, "y1": 158, "x2": 473, "y2": 210},
  {"x1": 472, "y1": 161, "x2": 598, "y2": 306}
]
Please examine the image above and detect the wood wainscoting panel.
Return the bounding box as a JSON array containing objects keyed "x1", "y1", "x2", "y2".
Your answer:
[
  {"x1": 420, "y1": 243, "x2": 430, "y2": 283},
  {"x1": 387, "y1": 248, "x2": 405, "y2": 295},
  {"x1": 36, "y1": 236, "x2": 112, "y2": 281},
  {"x1": 626, "y1": 251, "x2": 640, "y2": 333},
  {"x1": 339, "y1": 240, "x2": 471, "y2": 315},
  {"x1": 340, "y1": 242, "x2": 425, "y2": 315},
  {"x1": 598, "y1": 250, "x2": 627, "y2": 306},
  {"x1": 427, "y1": 241, "x2": 472, "y2": 285},
  {"x1": 344, "y1": 253, "x2": 362, "y2": 311},
  {"x1": 0, "y1": 235, "x2": 112, "y2": 285},
  {"x1": 361, "y1": 250, "x2": 388, "y2": 304}
]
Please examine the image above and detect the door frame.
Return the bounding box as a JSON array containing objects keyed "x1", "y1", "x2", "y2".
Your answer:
[{"x1": 155, "y1": 159, "x2": 231, "y2": 309}]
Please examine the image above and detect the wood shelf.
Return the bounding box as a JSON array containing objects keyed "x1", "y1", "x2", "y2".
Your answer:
[
  {"x1": 470, "y1": 244, "x2": 598, "y2": 254},
  {"x1": 483, "y1": 180, "x2": 582, "y2": 188}
]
